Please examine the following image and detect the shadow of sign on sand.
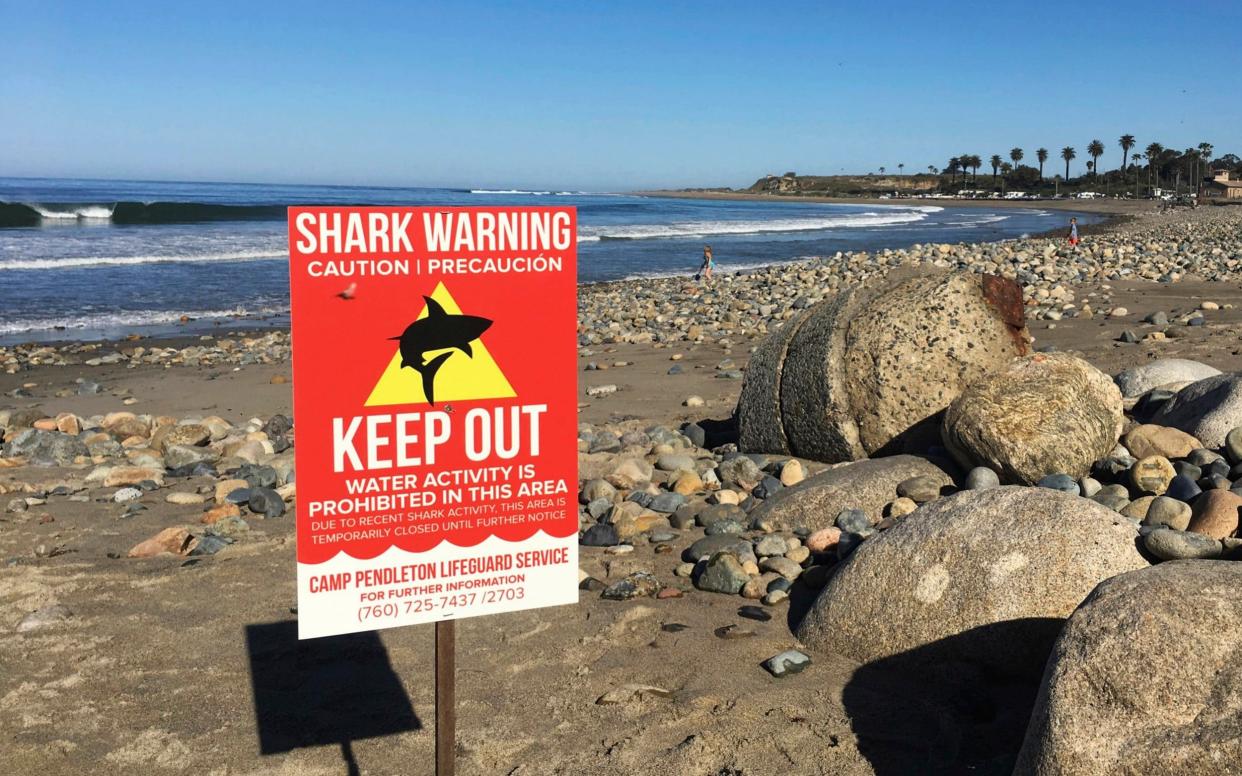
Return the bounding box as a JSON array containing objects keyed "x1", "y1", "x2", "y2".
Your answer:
[{"x1": 245, "y1": 621, "x2": 422, "y2": 773}]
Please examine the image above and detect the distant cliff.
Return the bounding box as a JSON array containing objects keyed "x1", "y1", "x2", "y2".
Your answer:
[{"x1": 749, "y1": 173, "x2": 939, "y2": 195}]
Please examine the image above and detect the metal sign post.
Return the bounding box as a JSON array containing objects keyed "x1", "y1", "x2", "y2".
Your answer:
[{"x1": 435, "y1": 620, "x2": 455, "y2": 776}]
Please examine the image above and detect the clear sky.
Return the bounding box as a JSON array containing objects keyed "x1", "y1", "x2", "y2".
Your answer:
[{"x1": 3, "y1": 0, "x2": 1240, "y2": 190}]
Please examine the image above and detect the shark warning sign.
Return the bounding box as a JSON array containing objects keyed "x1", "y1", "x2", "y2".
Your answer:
[{"x1": 287, "y1": 206, "x2": 578, "y2": 639}]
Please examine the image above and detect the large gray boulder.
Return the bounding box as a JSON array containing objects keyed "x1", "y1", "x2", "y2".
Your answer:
[
  {"x1": 942, "y1": 353, "x2": 1123, "y2": 484},
  {"x1": 738, "y1": 269, "x2": 1029, "y2": 462},
  {"x1": 1149, "y1": 372, "x2": 1242, "y2": 448},
  {"x1": 1015, "y1": 561, "x2": 1242, "y2": 776},
  {"x1": 796, "y1": 487, "x2": 1149, "y2": 680},
  {"x1": 745, "y1": 454, "x2": 955, "y2": 531},
  {"x1": 1113, "y1": 358, "x2": 1221, "y2": 398}
]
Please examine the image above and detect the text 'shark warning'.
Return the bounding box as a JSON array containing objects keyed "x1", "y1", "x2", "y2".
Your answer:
[{"x1": 287, "y1": 206, "x2": 578, "y2": 639}]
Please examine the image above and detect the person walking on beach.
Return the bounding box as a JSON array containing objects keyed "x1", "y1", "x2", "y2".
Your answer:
[
  {"x1": 698, "y1": 245, "x2": 714, "y2": 282},
  {"x1": 1067, "y1": 217, "x2": 1080, "y2": 249}
]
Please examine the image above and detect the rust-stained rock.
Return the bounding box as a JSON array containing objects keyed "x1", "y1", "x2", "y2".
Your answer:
[{"x1": 738, "y1": 269, "x2": 1029, "y2": 462}]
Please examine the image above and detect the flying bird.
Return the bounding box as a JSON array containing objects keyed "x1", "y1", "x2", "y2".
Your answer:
[{"x1": 390, "y1": 296, "x2": 493, "y2": 405}]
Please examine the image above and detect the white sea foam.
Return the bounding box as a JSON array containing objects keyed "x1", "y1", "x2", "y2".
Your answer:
[
  {"x1": 0, "y1": 249, "x2": 288, "y2": 271},
  {"x1": 579, "y1": 210, "x2": 931, "y2": 241},
  {"x1": 30, "y1": 204, "x2": 116, "y2": 220},
  {"x1": 0, "y1": 305, "x2": 289, "y2": 337},
  {"x1": 470, "y1": 189, "x2": 553, "y2": 195}
]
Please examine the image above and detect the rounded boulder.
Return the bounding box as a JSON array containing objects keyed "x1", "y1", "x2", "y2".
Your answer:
[
  {"x1": 1015, "y1": 562, "x2": 1242, "y2": 775},
  {"x1": 942, "y1": 353, "x2": 1123, "y2": 484},
  {"x1": 795, "y1": 487, "x2": 1149, "y2": 680}
]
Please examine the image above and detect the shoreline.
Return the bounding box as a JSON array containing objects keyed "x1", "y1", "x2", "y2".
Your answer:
[
  {"x1": 0, "y1": 199, "x2": 1214, "y2": 349},
  {"x1": 634, "y1": 188, "x2": 1153, "y2": 215}
]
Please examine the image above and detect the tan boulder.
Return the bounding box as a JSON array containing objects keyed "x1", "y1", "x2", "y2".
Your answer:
[
  {"x1": 796, "y1": 487, "x2": 1150, "y2": 680},
  {"x1": 942, "y1": 353, "x2": 1123, "y2": 484},
  {"x1": 1015, "y1": 562, "x2": 1242, "y2": 775}
]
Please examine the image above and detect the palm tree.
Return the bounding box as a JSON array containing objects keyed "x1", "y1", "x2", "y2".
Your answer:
[
  {"x1": 1010, "y1": 147, "x2": 1024, "y2": 169},
  {"x1": 948, "y1": 157, "x2": 961, "y2": 184},
  {"x1": 968, "y1": 155, "x2": 982, "y2": 182},
  {"x1": 879, "y1": 166, "x2": 886, "y2": 175},
  {"x1": 1119, "y1": 134, "x2": 1136, "y2": 172},
  {"x1": 1198, "y1": 142, "x2": 1213, "y2": 186},
  {"x1": 1036, "y1": 148, "x2": 1049, "y2": 180},
  {"x1": 990, "y1": 154, "x2": 1002, "y2": 180},
  {"x1": 898, "y1": 163, "x2": 904, "y2": 176},
  {"x1": 1087, "y1": 140, "x2": 1105, "y2": 177},
  {"x1": 1145, "y1": 142, "x2": 1164, "y2": 189},
  {"x1": 928, "y1": 165, "x2": 938, "y2": 175},
  {"x1": 1061, "y1": 146, "x2": 1076, "y2": 180}
]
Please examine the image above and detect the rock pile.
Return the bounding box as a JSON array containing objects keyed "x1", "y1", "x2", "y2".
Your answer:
[
  {"x1": 0, "y1": 406, "x2": 295, "y2": 558},
  {"x1": 737, "y1": 270, "x2": 1029, "y2": 461}
]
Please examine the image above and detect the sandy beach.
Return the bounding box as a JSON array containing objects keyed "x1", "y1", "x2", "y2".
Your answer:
[{"x1": 3, "y1": 203, "x2": 1242, "y2": 775}]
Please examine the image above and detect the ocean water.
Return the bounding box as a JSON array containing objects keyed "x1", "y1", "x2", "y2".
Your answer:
[{"x1": 0, "y1": 177, "x2": 1098, "y2": 343}]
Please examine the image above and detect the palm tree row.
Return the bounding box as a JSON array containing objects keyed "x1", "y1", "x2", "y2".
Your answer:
[{"x1": 935, "y1": 134, "x2": 1223, "y2": 193}]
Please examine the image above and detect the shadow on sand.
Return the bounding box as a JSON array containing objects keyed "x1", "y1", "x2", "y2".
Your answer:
[
  {"x1": 788, "y1": 588, "x2": 1053, "y2": 776},
  {"x1": 245, "y1": 621, "x2": 422, "y2": 775}
]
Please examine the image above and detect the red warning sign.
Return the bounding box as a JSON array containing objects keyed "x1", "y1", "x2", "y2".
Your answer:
[{"x1": 287, "y1": 207, "x2": 578, "y2": 639}]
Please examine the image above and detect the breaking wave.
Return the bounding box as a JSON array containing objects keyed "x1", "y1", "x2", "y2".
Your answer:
[
  {"x1": 0, "y1": 249, "x2": 288, "y2": 271},
  {"x1": 0, "y1": 201, "x2": 289, "y2": 227},
  {"x1": 579, "y1": 210, "x2": 933, "y2": 241}
]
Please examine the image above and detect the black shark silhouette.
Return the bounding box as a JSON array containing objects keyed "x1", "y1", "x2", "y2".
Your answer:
[{"x1": 388, "y1": 296, "x2": 493, "y2": 405}]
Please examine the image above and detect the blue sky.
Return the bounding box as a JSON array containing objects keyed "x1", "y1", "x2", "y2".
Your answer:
[{"x1": 3, "y1": 0, "x2": 1240, "y2": 190}]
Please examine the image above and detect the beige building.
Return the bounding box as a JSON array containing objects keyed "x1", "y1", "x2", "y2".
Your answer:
[{"x1": 1204, "y1": 170, "x2": 1242, "y2": 200}]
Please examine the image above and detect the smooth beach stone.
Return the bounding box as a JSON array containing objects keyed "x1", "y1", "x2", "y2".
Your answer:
[
  {"x1": 1112, "y1": 358, "x2": 1221, "y2": 398},
  {"x1": 1165, "y1": 474, "x2": 1203, "y2": 503},
  {"x1": 965, "y1": 466, "x2": 1001, "y2": 490},
  {"x1": 1226, "y1": 426, "x2": 1242, "y2": 465},
  {"x1": 1187, "y1": 448, "x2": 1224, "y2": 467},
  {"x1": 1143, "y1": 527, "x2": 1222, "y2": 560},
  {"x1": 834, "y1": 508, "x2": 871, "y2": 535},
  {"x1": 1092, "y1": 455, "x2": 1136, "y2": 481},
  {"x1": 1129, "y1": 455, "x2": 1175, "y2": 495},
  {"x1": 762, "y1": 650, "x2": 811, "y2": 678},
  {"x1": 1119, "y1": 496, "x2": 1155, "y2": 521},
  {"x1": 696, "y1": 503, "x2": 745, "y2": 529},
  {"x1": 1198, "y1": 474, "x2": 1232, "y2": 491},
  {"x1": 751, "y1": 475, "x2": 783, "y2": 499},
  {"x1": 752, "y1": 535, "x2": 788, "y2": 558},
  {"x1": 1037, "y1": 473, "x2": 1079, "y2": 495},
  {"x1": 1186, "y1": 489, "x2": 1242, "y2": 540},
  {"x1": 1141, "y1": 496, "x2": 1192, "y2": 531},
  {"x1": 647, "y1": 492, "x2": 687, "y2": 513},
  {"x1": 943, "y1": 353, "x2": 1123, "y2": 484},
  {"x1": 685, "y1": 534, "x2": 751, "y2": 563},
  {"x1": 1150, "y1": 373, "x2": 1242, "y2": 448},
  {"x1": 1121, "y1": 424, "x2": 1202, "y2": 460},
  {"x1": 580, "y1": 523, "x2": 619, "y2": 547},
  {"x1": 1077, "y1": 477, "x2": 1102, "y2": 498},
  {"x1": 600, "y1": 572, "x2": 662, "y2": 601},
  {"x1": 1173, "y1": 461, "x2": 1203, "y2": 481},
  {"x1": 704, "y1": 519, "x2": 744, "y2": 536},
  {"x1": 694, "y1": 553, "x2": 749, "y2": 595},
  {"x1": 836, "y1": 531, "x2": 868, "y2": 559},
  {"x1": 896, "y1": 475, "x2": 944, "y2": 503}
]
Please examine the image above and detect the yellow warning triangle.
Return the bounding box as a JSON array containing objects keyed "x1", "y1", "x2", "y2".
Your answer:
[{"x1": 365, "y1": 282, "x2": 516, "y2": 407}]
